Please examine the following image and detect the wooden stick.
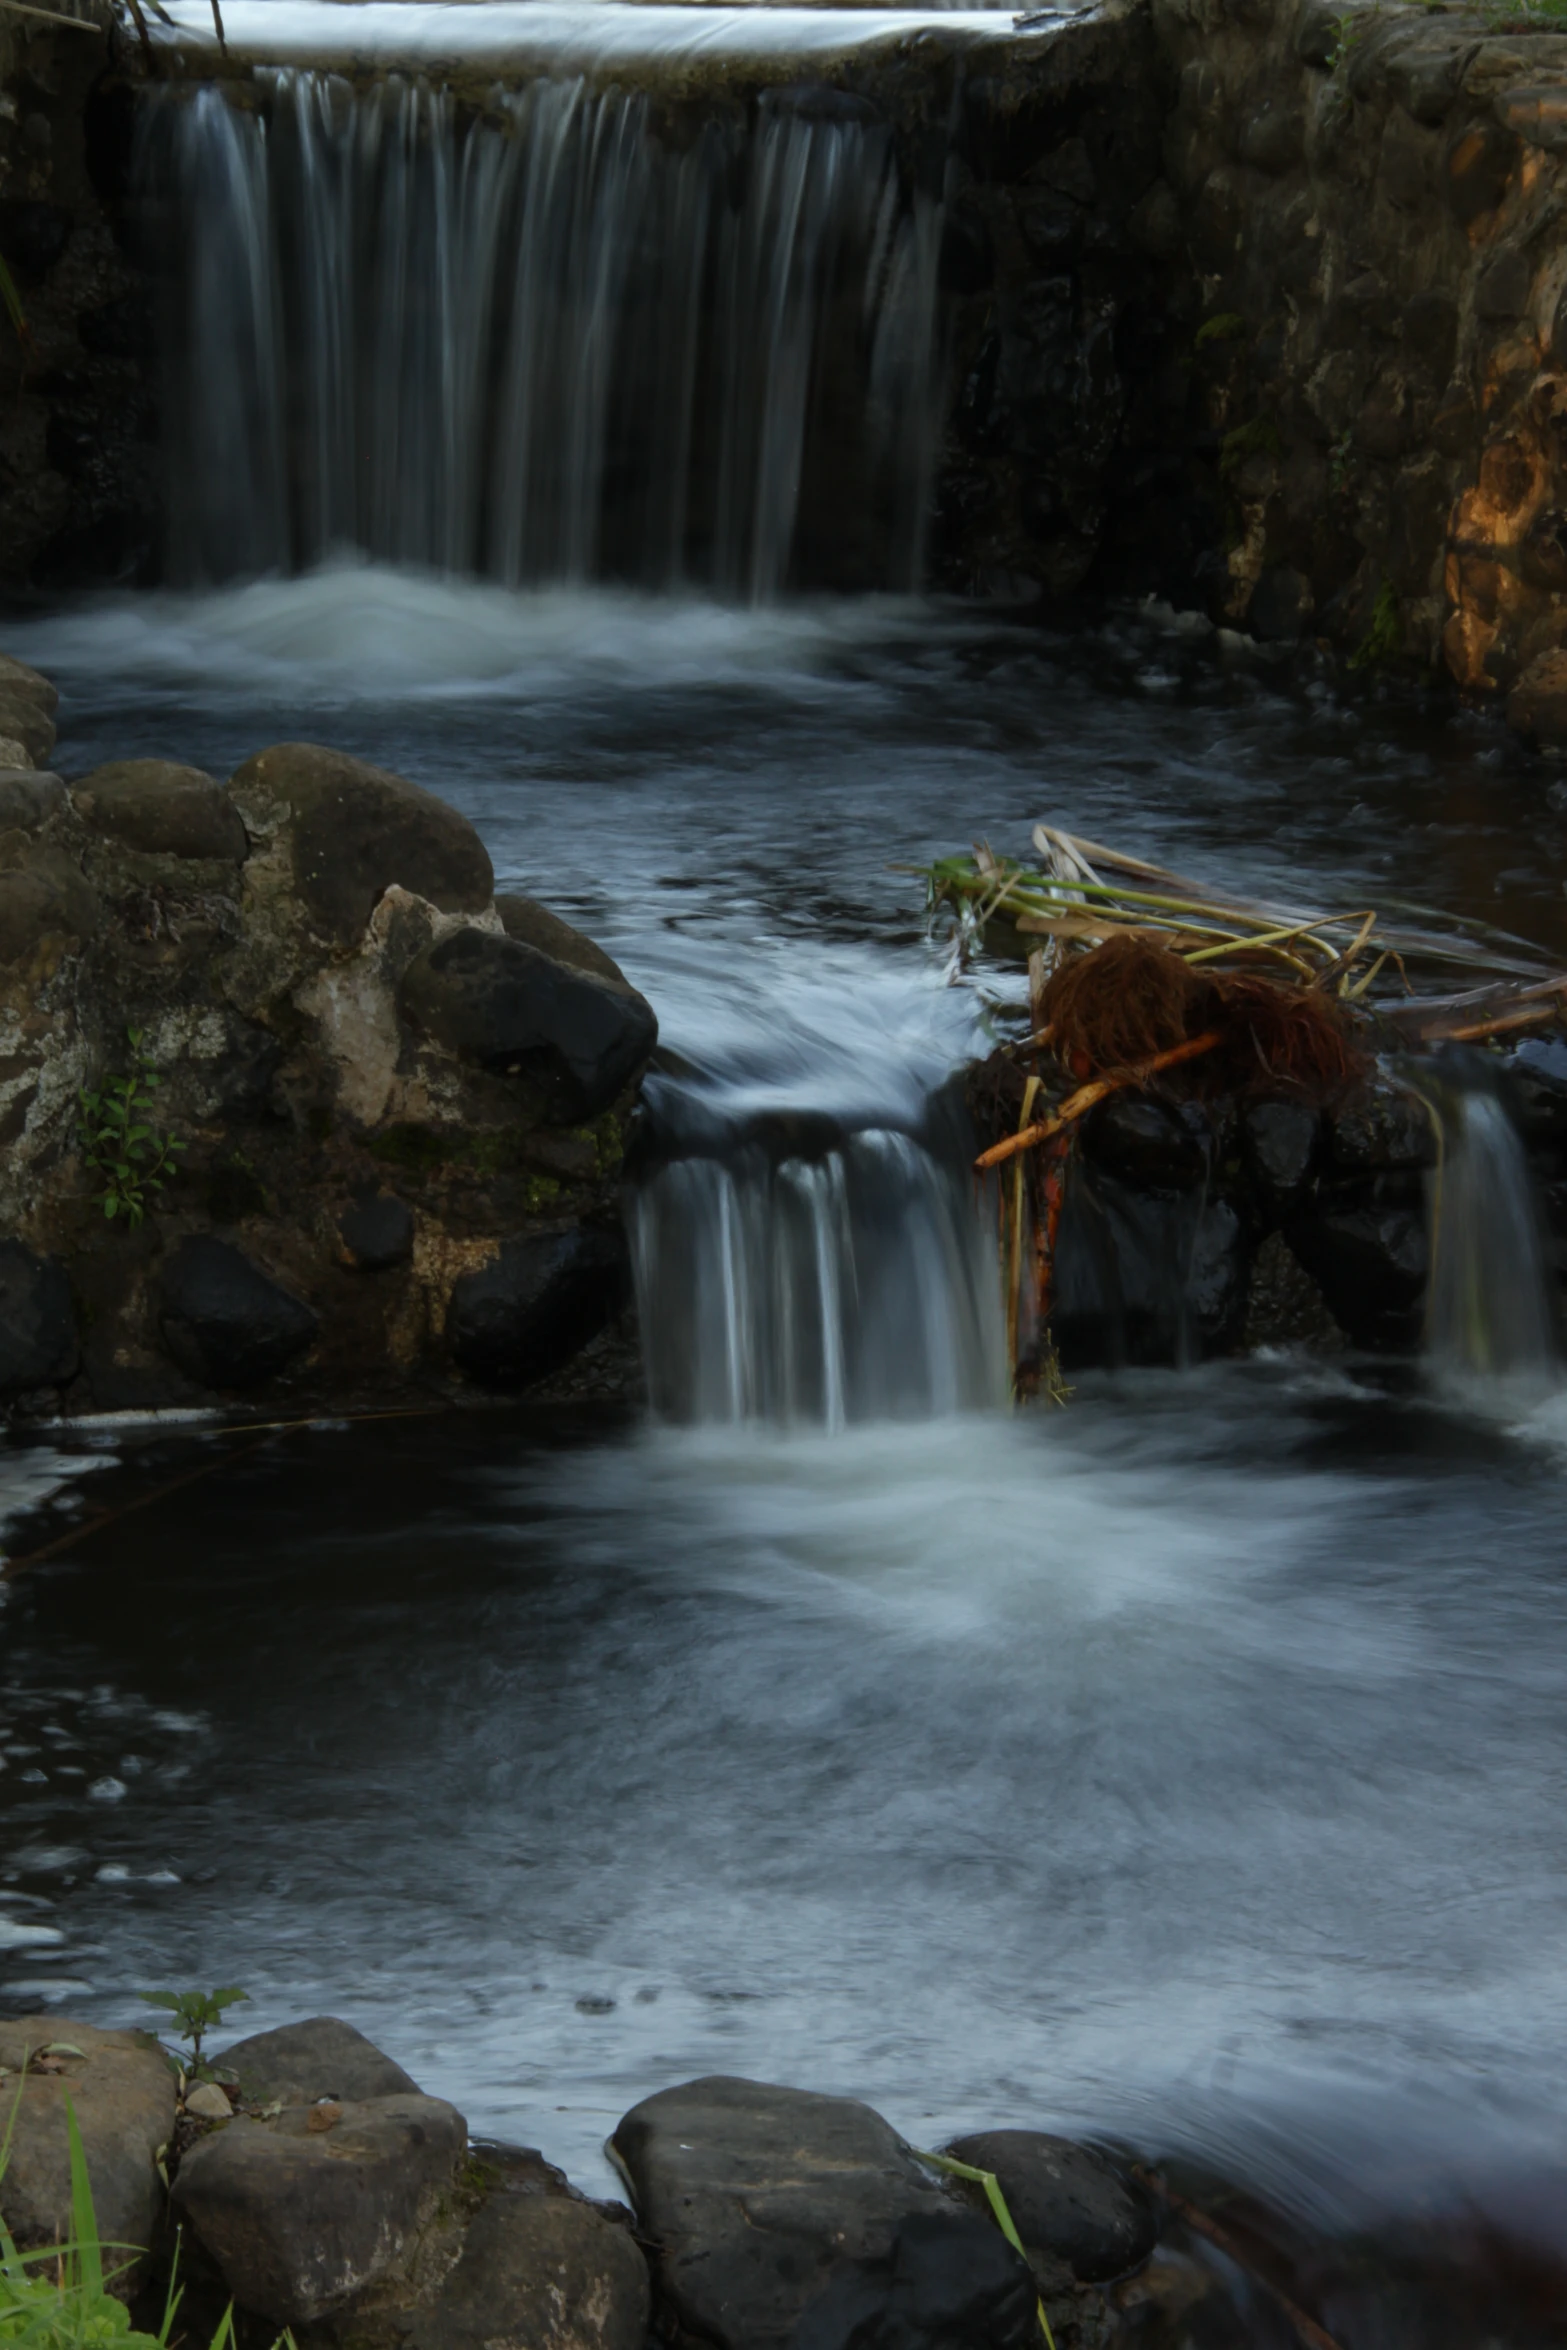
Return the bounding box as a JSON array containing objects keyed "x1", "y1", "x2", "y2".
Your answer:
[
  {"x1": 1429, "y1": 999, "x2": 1563, "y2": 1044},
  {"x1": 1130, "y1": 2168, "x2": 1343, "y2": 2350},
  {"x1": 975, "y1": 1031, "x2": 1222, "y2": 1171}
]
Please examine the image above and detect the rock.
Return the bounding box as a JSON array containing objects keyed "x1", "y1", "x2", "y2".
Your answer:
[
  {"x1": 1285, "y1": 1206, "x2": 1428, "y2": 1349},
  {"x1": 794, "y1": 2211, "x2": 1036, "y2": 2350},
  {"x1": 1242, "y1": 1228, "x2": 1345, "y2": 1350},
  {"x1": 0, "y1": 771, "x2": 65, "y2": 831},
  {"x1": 71, "y1": 761, "x2": 248, "y2": 864},
  {"x1": 406, "y1": 2156, "x2": 649, "y2": 2350},
  {"x1": 230, "y1": 744, "x2": 493, "y2": 948},
  {"x1": 400, "y1": 928, "x2": 657, "y2": 1123},
  {"x1": 1080, "y1": 1093, "x2": 1207, "y2": 1189},
  {"x1": 494, "y1": 894, "x2": 634, "y2": 991},
  {"x1": 446, "y1": 1230, "x2": 628, "y2": 1387},
  {"x1": 1328, "y1": 1076, "x2": 1435, "y2": 1173},
  {"x1": 611, "y1": 2075, "x2": 1020, "y2": 2350},
  {"x1": 943, "y1": 2131, "x2": 1155, "y2": 2285},
  {"x1": 1243, "y1": 1098, "x2": 1320, "y2": 1204},
  {"x1": 158, "y1": 1236, "x2": 318, "y2": 1389},
  {"x1": 0, "y1": 692, "x2": 55, "y2": 771},
  {"x1": 221, "y1": 2017, "x2": 420, "y2": 2108},
  {"x1": 0, "y1": 654, "x2": 59, "y2": 716},
  {"x1": 0, "y1": 847, "x2": 99, "y2": 966},
  {"x1": 1053, "y1": 1169, "x2": 1247, "y2": 1365},
  {"x1": 0, "y1": 1241, "x2": 78, "y2": 1400},
  {"x1": 1248, "y1": 566, "x2": 1313, "y2": 642},
  {"x1": 0, "y1": 2015, "x2": 177, "y2": 2286},
  {"x1": 184, "y1": 2082, "x2": 234, "y2": 2121},
  {"x1": 1507, "y1": 648, "x2": 1567, "y2": 750},
  {"x1": 170, "y1": 2092, "x2": 466, "y2": 2327},
  {"x1": 338, "y1": 1194, "x2": 415, "y2": 1272}
]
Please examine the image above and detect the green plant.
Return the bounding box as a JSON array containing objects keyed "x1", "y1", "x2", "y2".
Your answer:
[
  {"x1": 1350, "y1": 579, "x2": 1401, "y2": 671},
  {"x1": 1218, "y1": 414, "x2": 1284, "y2": 484},
  {"x1": 77, "y1": 1032, "x2": 186, "y2": 1227},
  {"x1": 1194, "y1": 311, "x2": 1246, "y2": 351},
  {"x1": 136, "y1": 1989, "x2": 247, "y2": 2081},
  {"x1": 1, "y1": 2078, "x2": 174, "y2": 2350}
]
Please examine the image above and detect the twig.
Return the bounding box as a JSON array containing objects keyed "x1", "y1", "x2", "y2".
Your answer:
[
  {"x1": 975, "y1": 1032, "x2": 1222, "y2": 1171},
  {"x1": 1430, "y1": 1000, "x2": 1562, "y2": 1044},
  {"x1": 1130, "y1": 2167, "x2": 1343, "y2": 2350}
]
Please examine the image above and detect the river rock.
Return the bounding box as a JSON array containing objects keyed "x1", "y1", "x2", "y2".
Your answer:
[
  {"x1": 611, "y1": 2075, "x2": 1032, "y2": 2350},
  {"x1": 1285, "y1": 1205, "x2": 1428, "y2": 1349},
  {"x1": 0, "y1": 1241, "x2": 78, "y2": 1399},
  {"x1": 0, "y1": 845, "x2": 99, "y2": 966},
  {"x1": 71, "y1": 760, "x2": 249, "y2": 864},
  {"x1": 0, "y1": 654, "x2": 58, "y2": 715},
  {"x1": 1242, "y1": 1098, "x2": 1320, "y2": 1206},
  {"x1": 338, "y1": 1194, "x2": 415, "y2": 1272},
  {"x1": 158, "y1": 1236, "x2": 318, "y2": 1389},
  {"x1": 1081, "y1": 1093, "x2": 1208, "y2": 1190},
  {"x1": 170, "y1": 2091, "x2": 467, "y2": 2327},
  {"x1": 231, "y1": 744, "x2": 493, "y2": 947},
  {"x1": 494, "y1": 893, "x2": 634, "y2": 991},
  {"x1": 0, "y1": 691, "x2": 56, "y2": 770},
  {"x1": 944, "y1": 2130, "x2": 1155, "y2": 2284},
  {"x1": 0, "y1": 2015, "x2": 177, "y2": 2287},
  {"x1": 400, "y1": 927, "x2": 657, "y2": 1121},
  {"x1": 1327, "y1": 1074, "x2": 1436, "y2": 1174},
  {"x1": 0, "y1": 771, "x2": 65, "y2": 831},
  {"x1": 446, "y1": 1229, "x2": 628, "y2": 1385},
  {"x1": 404, "y1": 2151, "x2": 649, "y2": 2350},
  {"x1": 221, "y1": 2016, "x2": 420, "y2": 2108}
]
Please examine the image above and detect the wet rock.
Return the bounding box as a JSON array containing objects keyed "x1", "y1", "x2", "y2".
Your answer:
[
  {"x1": 1507, "y1": 648, "x2": 1567, "y2": 750},
  {"x1": 1248, "y1": 566, "x2": 1313, "y2": 642},
  {"x1": 401, "y1": 928, "x2": 657, "y2": 1122},
  {"x1": 222, "y1": 2018, "x2": 420, "y2": 2108},
  {"x1": 230, "y1": 744, "x2": 493, "y2": 948},
  {"x1": 158, "y1": 1236, "x2": 318, "y2": 1389},
  {"x1": 405, "y1": 2155, "x2": 649, "y2": 2350},
  {"x1": 944, "y1": 2131, "x2": 1155, "y2": 2285},
  {"x1": 446, "y1": 1230, "x2": 628, "y2": 1387},
  {"x1": 0, "y1": 199, "x2": 71, "y2": 282},
  {"x1": 494, "y1": 893, "x2": 633, "y2": 991},
  {"x1": 1242, "y1": 1229, "x2": 1345, "y2": 1350},
  {"x1": 1328, "y1": 1076, "x2": 1435, "y2": 1173},
  {"x1": 338, "y1": 1194, "x2": 415, "y2": 1272},
  {"x1": 0, "y1": 846, "x2": 100, "y2": 965},
  {"x1": 71, "y1": 761, "x2": 248, "y2": 864},
  {"x1": 0, "y1": 1240, "x2": 78, "y2": 1400},
  {"x1": 0, "y1": 771, "x2": 65, "y2": 830},
  {"x1": 610, "y1": 2075, "x2": 1009, "y2": 2350},
  {"x1": 1243, "y1": 1098, "x2": 1320, "y2": 1205},
  {"x1": 0, "y1": 2016, "x2": 176, "y2": 2287},
  {"x1": 1054, "y1": 1169, "x2": 1247, "y2": 1366},
  {"x1": 1080, "y1": 1094, "x2": 1207, "y2": 1189},
  {"x1": 794, "y1": 2211, "x2": 1036, "y2": 2350},
  {"x1": 0, "y1": 692, "x2": 56, "y2": 771},
  {"x1": 1285, "y1": 1206, "x2": 1428, "y2": 1349},
  {"x1": 171, "y1": 2092, "x2": 466, "y2": 2327}
]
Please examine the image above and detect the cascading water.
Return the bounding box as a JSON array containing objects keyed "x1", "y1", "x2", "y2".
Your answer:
[
  {"x1": 1423, "y1": 1061, "x2": 1558, "y2": 1382},
  {"x1": 142, "y1": 69, "x2": 947, "y2": 595}
]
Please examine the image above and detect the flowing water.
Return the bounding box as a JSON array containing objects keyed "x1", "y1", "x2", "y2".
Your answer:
[{"x1": 6, "y1": 6, "x2": 1567, "y2": 2297}]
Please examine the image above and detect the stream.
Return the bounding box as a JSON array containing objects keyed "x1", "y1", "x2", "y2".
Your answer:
[{"x1": 3, "y1": 576, "x2": 1567, "y2": 2272}]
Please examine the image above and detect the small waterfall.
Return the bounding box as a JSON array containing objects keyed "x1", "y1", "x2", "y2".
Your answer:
[
  {"x1": 141, "y1": 70, "x2": 947, "y2": 595},
  {"x1": 630, "y1": 1126, "x2": 1004, "y2": 1425},
  {"x1": 1424, "y1": 1065, "x2": 1557, "y2": 1381}
]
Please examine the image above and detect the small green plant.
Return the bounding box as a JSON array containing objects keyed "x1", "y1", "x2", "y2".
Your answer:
[
  {"x1": 1194, "y1": 311, "x2": 1246, "y2": 351},
  {"x1": 1328, "y1": 6, "x2": 1376, "y2": 70},
  {"x1": 77, "y1": 1032, "x2": 186, "y2": 1228},
  {"x1": 136, "y1": 1989, "x2": 248, "y2": 2082},
  {"x1": 1350, "y1": 579, "x2": 1401, "y2": 671}
]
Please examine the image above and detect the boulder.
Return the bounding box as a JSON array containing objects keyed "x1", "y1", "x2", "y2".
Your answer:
[
  {"x1": 1242, "y1": 1099, "x2": 1319, "y2": 1206},
  {"x1": 0, "y1": 771, "x2": 65, "y2": 831},
  {"x1": 158, "y1": 1237, "x2": 318, "y2": 1389},
  {"x1": 0, "y1": 2015, "x2": 177, "y2": 2285},
  {"x1": 1328, "y1": 1077, "x2": 1435, "y2": 1173},
  {"x1": 400, "y1": 928, "x2": 657, "y2": 1122},
  {"x1": 338, "y1": 1195, "x2": 415, "y2": 1273},
  {"x1": 0, "y1": 1241, "x2": 78, "y2": 1399},
  {"x1": 1286, "y1": 1205, "x2": 1428, "y2": 1348},
  {"x1": 230, "y1": 744, "x2": 493, "y2": 947},
  {"x1": 610, "y1": 2075, "x2": 1028, "y2": 2350},
  {"x1": 446, "y1": 1230, "x2": 628, "y2": 1387},
  {"x1": 170, "y1": 2092, "x2": 466, "y2": 2327},
  {"x1": 943, "y1": 2130, "x2": 1155, "y2": 2284},
  {"x1": 221, "y1": 2017, "x2": 420, "y2": 2109},
  {"x1": 0, "y1": 848, "x2": 99, "y2": 966},
  {"x1": 0, "y1": 653, "x2": 58, "y2": 716},
  {"x1": 0, "y1": 692, "x2": 55, "y2": 771},
  {"x1": 1080, "y1": 1094, "x2": 1207, "y2": 1190},
  {"x1": 71, "y1": 761, "x2": 248, "y2": 864},
  {"x1": 405, "y1": 2154, "x2": 649, "y2": 2350},
  {"x1": 494, "y1": 894, "x2": 634, "y2": 991}
]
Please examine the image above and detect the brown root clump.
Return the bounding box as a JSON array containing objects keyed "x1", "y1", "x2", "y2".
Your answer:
[{"x1": 1037, "y1": 933, "x2": 1363, "y2": 1093}]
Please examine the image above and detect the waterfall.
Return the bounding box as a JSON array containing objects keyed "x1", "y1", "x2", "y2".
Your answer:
[
  {"x1": 630, "y1": 1126, "x2": 1004, "y2": 1426},
  {"x1": 1424, "y1": 1066, "x2": 1557, "y2": 1382},
  {"x1": 141, "y1": 70, "x2": 947, "y2": 596}
]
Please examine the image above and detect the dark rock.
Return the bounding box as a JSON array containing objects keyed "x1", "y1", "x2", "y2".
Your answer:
[
  {"x1": 0, "y1": 1241, "x2": 78, "y2": 1400},
  {"x1": 401, "y1": 928, "x2": 657, "y2": 1122},
  {"x1": 0, "y1": 2016, "x2": 176, "y2": 2288},
  {"x1": 1507, "y1": 647, "x2": 1567, "y2": 748},
  {"x1": 0, "y1": 691, "x2": 56, "y2": 769},
  {"x1": 1506, "y1": 1034, "x2": 1567, "y2": 1150},
  {"x1": 231, "y1": 744, "x2": 493, "y2": 947},
  {"x1": 611, "y1": 2075, "x2": 992, "y2": 2350},
  {"x1": 1242, "y1": 1228, "x2": 1345, "y2": 1350},
  {"x1": 1444, "y1": 117, "x2": 1517, "y2": 228},
  {"x1": 1248, "y1": 566, "x2": 1314, "y2": 642},
  {"x1": 0, "y1": 199, "x2": 71, "y2": 282},
  {"x1": 1521, "y1": 509, "x2": 1567, "y2": 595},
  {"x1": 1080, "y1": 1093, "x2": 1206, "y2": 1189},
  {"x1": 1243, "y1": 1098, "x2": 1319, "y2": 1203},
  {"x1": 1294, "y1": 0, "x2": 1338, "y2": 68},
  {"x1": 338, "y1": 1194, "x2": 414, "y2": 1272},
  {"x1": 0, "y1": 849, "x2": 99, "y2": 965},
  {"x1": 1238, "y1": 105, "x2": 1304, "y2": 174},
  {"x1": 1328, "y1": 1077, "x2": 1436, "y2": 1172},
  {"x1": 159, "y1": 1237, "x2": 318, "y2": 1389},
  {"x1": 1054, "y1": 1168, "x2": 1246, "y2": 1365},
  {"x1": 1403, "y1": 291, "x2": 1458, "y2": 379},
  {"x1": 493, "y1": 893, "x2": 634, "y2": 991},
  {"x1": 1475, "y1": 247, "x2": 1533, "y2": 321},
  {"x1": 222, "y1": 2017, "x2": 420, "y2": 2108},
  {"x1": 446, "y1": 1229, "x2": 628, "y2": 1387},
  {"x1": 0, "y1": 771, "x2": 65, "y2": 830},
  {"x1": 944, "y1": 2131, "x2": 1155, "y2": 2284},
  {"x1": 793, "y1": 2211, "x2": 1036, "y2": 2350},
  {"x1": 71, "y1": 760, "x2": 248, "y2": 863},
  {"x1": 1285, "y1": 1206, "x2": 1428, "y2": 1348},
  {"x1": 170, "y1": 2092, "x2": 466, "y2": 2327},
  {"x1": 406, "y1": 2159, "x2": 649, "y2": 2350}
]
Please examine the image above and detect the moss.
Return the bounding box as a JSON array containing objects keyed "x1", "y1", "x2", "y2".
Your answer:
[
  {"x1": 1350, "y1": 580, "x2": 1401, "y2": 671},
  {"x1": 1218, "y1": 415, "x2": 1283, "y2": 483},
  {"x1": 366, "y1": 1123, "x2": 569, "y2": 1199},
  {"x1": 1194, "y1": 311, "x2": 1247, "y2": 350}
]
